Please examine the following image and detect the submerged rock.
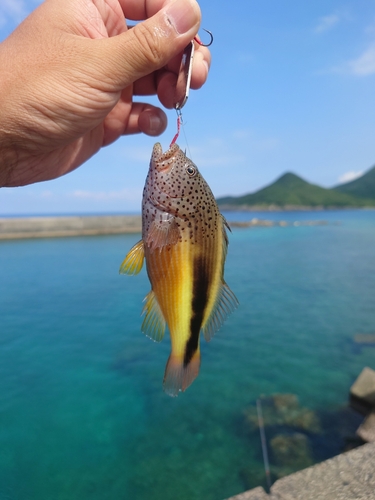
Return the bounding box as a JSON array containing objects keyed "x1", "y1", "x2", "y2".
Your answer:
[
  {"x1": 353, "y1": 333, "x2": 375, "y2": 345},
  {"x1": 270, "y1": 432, "x2": 314, "y2": 473},
  {"x1": 243, "y1": 393, "x2": 321, "y2": 434}
]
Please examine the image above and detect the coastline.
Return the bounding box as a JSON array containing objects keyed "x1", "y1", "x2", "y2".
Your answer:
[
  {"x1": 0, "y1": 208, "x2": 372, "y2": 240},
  {"x1": 0, "y1": 215, "x2": 142, "y2": 240},
  {"x1": 218, "y1": 204, "x2": 375, "y2": 211},
  {"x1": 0, "y1": 214, "x2": 332, "y2": 240}
]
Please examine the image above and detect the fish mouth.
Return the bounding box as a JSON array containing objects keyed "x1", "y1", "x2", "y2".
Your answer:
[{"x1": 152, "y1": 143, "x2": 180, "y2": 173}]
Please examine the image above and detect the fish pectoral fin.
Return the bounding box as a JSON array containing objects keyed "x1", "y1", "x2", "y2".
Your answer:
[
  {"x1": 146, "y1": 217, "x2": 180, "y2": 252},
  {"x1": 163, "y1": 350, "x2": 201, "y2": 397},
  {"x1": 119, "y1": 240, "x2": 145, "y2": 275},
  {"x1": 141, "y1": 290, "x2": 166, "y2": 342},
  {"x1": 203, "y1": 282, "x2": 239, "y2": 342}
]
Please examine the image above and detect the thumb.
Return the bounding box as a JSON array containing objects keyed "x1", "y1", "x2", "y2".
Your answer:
[{"x1": 94, "y1": 0, "x2": 201, "y2": 90}]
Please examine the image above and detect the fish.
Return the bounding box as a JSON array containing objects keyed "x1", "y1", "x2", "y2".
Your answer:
[{"x1": 119, "y1": 143, "x2": 238, "y2": 396}]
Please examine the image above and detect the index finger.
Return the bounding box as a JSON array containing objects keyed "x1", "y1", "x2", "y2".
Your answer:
[{"x1": 118, "y1": 0, "x2": 174, "y2": 21}]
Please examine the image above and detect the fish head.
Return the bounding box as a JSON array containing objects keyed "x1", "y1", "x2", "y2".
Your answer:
[{"x1": 145, "y1": 143, "x2": 211, "y2": 217}]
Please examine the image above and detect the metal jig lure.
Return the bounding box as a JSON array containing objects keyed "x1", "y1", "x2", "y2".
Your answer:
[
  {"x1": 174, "y1": 29, "x2": 214, "y2": 111},
  {"x1": 171, "y1": 30, "x2": 213, "y2": 146}
]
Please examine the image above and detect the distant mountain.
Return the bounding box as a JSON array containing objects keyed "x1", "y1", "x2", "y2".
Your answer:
[
  {"x1": 333, "y1": 165, "x2": 375, "y2": 200},
  {"x1": 217, "y1": 172, "x2": 375, "y2": 208}
]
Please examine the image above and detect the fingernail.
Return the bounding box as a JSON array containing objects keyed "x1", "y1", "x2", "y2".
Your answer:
[
  {"x1": 148, "y1": 114, "x2": 162, "y2": 135},
  {"x1": 140, "y1": 110, "x2": 167, "y2": 136},
  {"x1": 165, "y1": 0, "x2": 200, "y2": 35}
]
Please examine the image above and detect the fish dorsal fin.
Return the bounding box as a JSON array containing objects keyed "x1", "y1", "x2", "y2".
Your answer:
[
  {"x1": 146, "y1": 216, "x2": 180, "y2": 252},
  {"x1": 119, "y1": 240, "x2": 144, "y2": 275},
  {"x1": 202, "y1": 282, "x2": 239, "y2": 342},
  {"x1": 141, "y1": 290, "x2": 166, "y2": 342}
]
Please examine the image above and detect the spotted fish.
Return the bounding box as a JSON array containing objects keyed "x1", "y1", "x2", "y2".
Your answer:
[{"x1": 120, "y1": 143, "x2": 238, "y2": 396}]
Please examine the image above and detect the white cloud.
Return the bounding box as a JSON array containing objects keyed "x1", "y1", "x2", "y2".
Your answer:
[
  {"x1": 236, "y1": 52, "x2": 254, "y2": 65},
  {"x1": 70, "y1": 189, "x2": 142, "y2": 201},
  {"x1": 119, "y1": 146, "x2": 152, "y2": 163},
  {"x1": 40, "y1": 190, "x2": 53, "y2": 199},
  {"x1": 346, "y1": 43, "x2": 375, "y2": 76},
  {"x1": 314, "y1": 14, "x2": 340, "y2": 34},
  {"x1": 330, "y1": 43, "x2": 375, "y2": 76},
  {"x1": 231, "y1": 129, "x2": 280, "y2": 151},
  {"x1": 338, "y1": 170, "x2": 364, "y2": 184}
]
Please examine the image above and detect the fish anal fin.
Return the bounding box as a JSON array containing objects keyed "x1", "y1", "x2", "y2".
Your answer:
[
  {"x1": 141, "y1": 290, "x2": 166, "y2": 342},
  {"x1": 146, "y1": 217, "x2": 180, "y2": 252},
  {"x1": 203, "y1": 282, "x2": 239, "y2": 342},
  {"x1": 163, "y1": 351, "x2": 200, "y2": 397},
  {"x1": 119, "y1": 240, "x2": 144, "y2": 275}
]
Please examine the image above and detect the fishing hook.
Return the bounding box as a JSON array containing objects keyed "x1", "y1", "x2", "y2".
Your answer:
[{"x1": 193, "y1": 29, "x2": 214, "y2": 47}]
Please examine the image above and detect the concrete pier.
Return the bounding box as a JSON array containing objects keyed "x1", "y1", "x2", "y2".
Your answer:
[
  {"x1": 227, "y1": 367, "x2": 375, "y2": 500},
  {"x1": 0, "y1": 215, "x2": 142, "y2": 239}
]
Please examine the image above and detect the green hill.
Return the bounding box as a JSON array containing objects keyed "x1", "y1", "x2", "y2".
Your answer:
[
  {"x1": 217, "y1": 172, "x2": 375, "y2": 208},
  {"x1": 333, "y1": 165, "x2": 375, "y2": 200}
]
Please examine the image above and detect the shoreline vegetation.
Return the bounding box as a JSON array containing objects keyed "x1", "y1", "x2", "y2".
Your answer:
[
  {"x1": 217, "y1": 166, "x2": 375, "y2": 209},
  {"x1": 0, "y1": 213, "x2": 338, "y2": 240}
]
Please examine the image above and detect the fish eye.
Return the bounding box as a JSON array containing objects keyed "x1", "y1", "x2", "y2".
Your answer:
[{"x1": 186, "y1": 165, "x2": 196, "y2": 177}]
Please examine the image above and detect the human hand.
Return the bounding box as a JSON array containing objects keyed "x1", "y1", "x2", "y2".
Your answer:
[{"x1": 0, "y1": 0, "x2": 211, "y2": 187}]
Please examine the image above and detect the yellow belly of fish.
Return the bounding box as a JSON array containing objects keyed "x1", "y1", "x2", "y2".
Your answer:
[
  {"x1": 146, "y1": 241, "x2": 197, "y2": 355},
  {"x1": 147, "y1": 232, "x2": 225, "y2": 342}
]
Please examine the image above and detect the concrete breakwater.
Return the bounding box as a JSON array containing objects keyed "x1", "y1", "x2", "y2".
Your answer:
[
  {"x1": 0, "y1": 215, "x2": 142, "y2": 239},
  {"x1": 230, "y1": 218, "x2": 329, "y2": 228},
  {"x1": 227, "y1": 367, "x2": 375, "y2": 500},
  {"x1": 0, "y1": 216, "x2": 331, "y2": 240}
]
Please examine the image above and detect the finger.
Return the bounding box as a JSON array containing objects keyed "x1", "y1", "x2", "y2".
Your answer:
[
  {"x1": 103, "y1": 102, "x2": 167, "y2": 145},
  {"x1": 138, "y1": 106, "x2": 168, "y2": 136},
  {"x1": 156, "y1": 71, "x2": 178, "y2": 108},
  {"x1": 89, "y1": 0, "x2": 201, "y2": 91},
  {"x1": 134, "y1": 45, "x2": 210, "y2": 99},
  {"x1": 133, "y1": 73, "x2": 158, "y2": 96},
  {"x1": 190, "y1": 47, "x2": 210, "y2": 89}
]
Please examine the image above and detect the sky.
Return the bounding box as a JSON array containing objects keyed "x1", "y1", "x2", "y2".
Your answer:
[{"x1": 2, "y1": 0, "x2": 375, "y2": 214}]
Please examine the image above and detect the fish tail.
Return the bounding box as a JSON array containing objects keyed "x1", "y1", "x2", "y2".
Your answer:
[{"x1": 163, "y1": 351, "x2": 200, "y2": 397}]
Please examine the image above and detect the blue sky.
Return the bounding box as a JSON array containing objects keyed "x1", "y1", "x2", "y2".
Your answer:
[{"x1": 2, "y1": 0, "x2": 375, "y2": 214}]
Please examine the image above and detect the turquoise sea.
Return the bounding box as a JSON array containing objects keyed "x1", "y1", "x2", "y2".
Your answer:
[{"x1": 0, "y1": 210, "x2": 374, "y2": 500}]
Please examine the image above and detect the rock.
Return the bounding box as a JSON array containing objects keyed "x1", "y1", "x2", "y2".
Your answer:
[
  {"x1": 229, "y1": 219, "x2": 329, "y2": 229},
  {"x1": 357, "y1": 411, "x2": 375, "y2": 443},
  {"x1": 350, "y1": 367, "x2": 375, "y2": 414},
  {"x1": 270, "y1": 442, "x2": 375, "y2": 500},
  {"x1": 353, "y1": 333, "x2": 375, "y2": 345},
  {"x1": 270, "y1": 433, "x2": 314, "y2": 470},
  {"x1": 243, "y1": 394, "x2": 321, "y2": 434},
  {"x1": 225, "y1": 486, "x2": 270, "y2": 500}
]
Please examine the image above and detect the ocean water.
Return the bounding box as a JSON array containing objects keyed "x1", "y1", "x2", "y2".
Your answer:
[{"x1": 0, "y1": 210, "x2": 374, "y2": 500}]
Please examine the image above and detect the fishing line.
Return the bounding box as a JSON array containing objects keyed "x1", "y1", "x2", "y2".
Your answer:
[
  {"x1": 257, "y1": 398, "x2": 272, "y2": 492},
  {"x1": 169, "y1": 109, "x2": 182, "y2": 147},
  {"x1": 170, "y1": 109, "x2": 193, "y2": 160},
  {"x1": 180, "y1": 113, "x2": 193, "y2": 159}
]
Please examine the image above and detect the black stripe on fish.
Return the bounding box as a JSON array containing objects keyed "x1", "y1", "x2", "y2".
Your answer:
[{"x1": 184, "y1": 256, "x2": 209, "y2": 366}]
